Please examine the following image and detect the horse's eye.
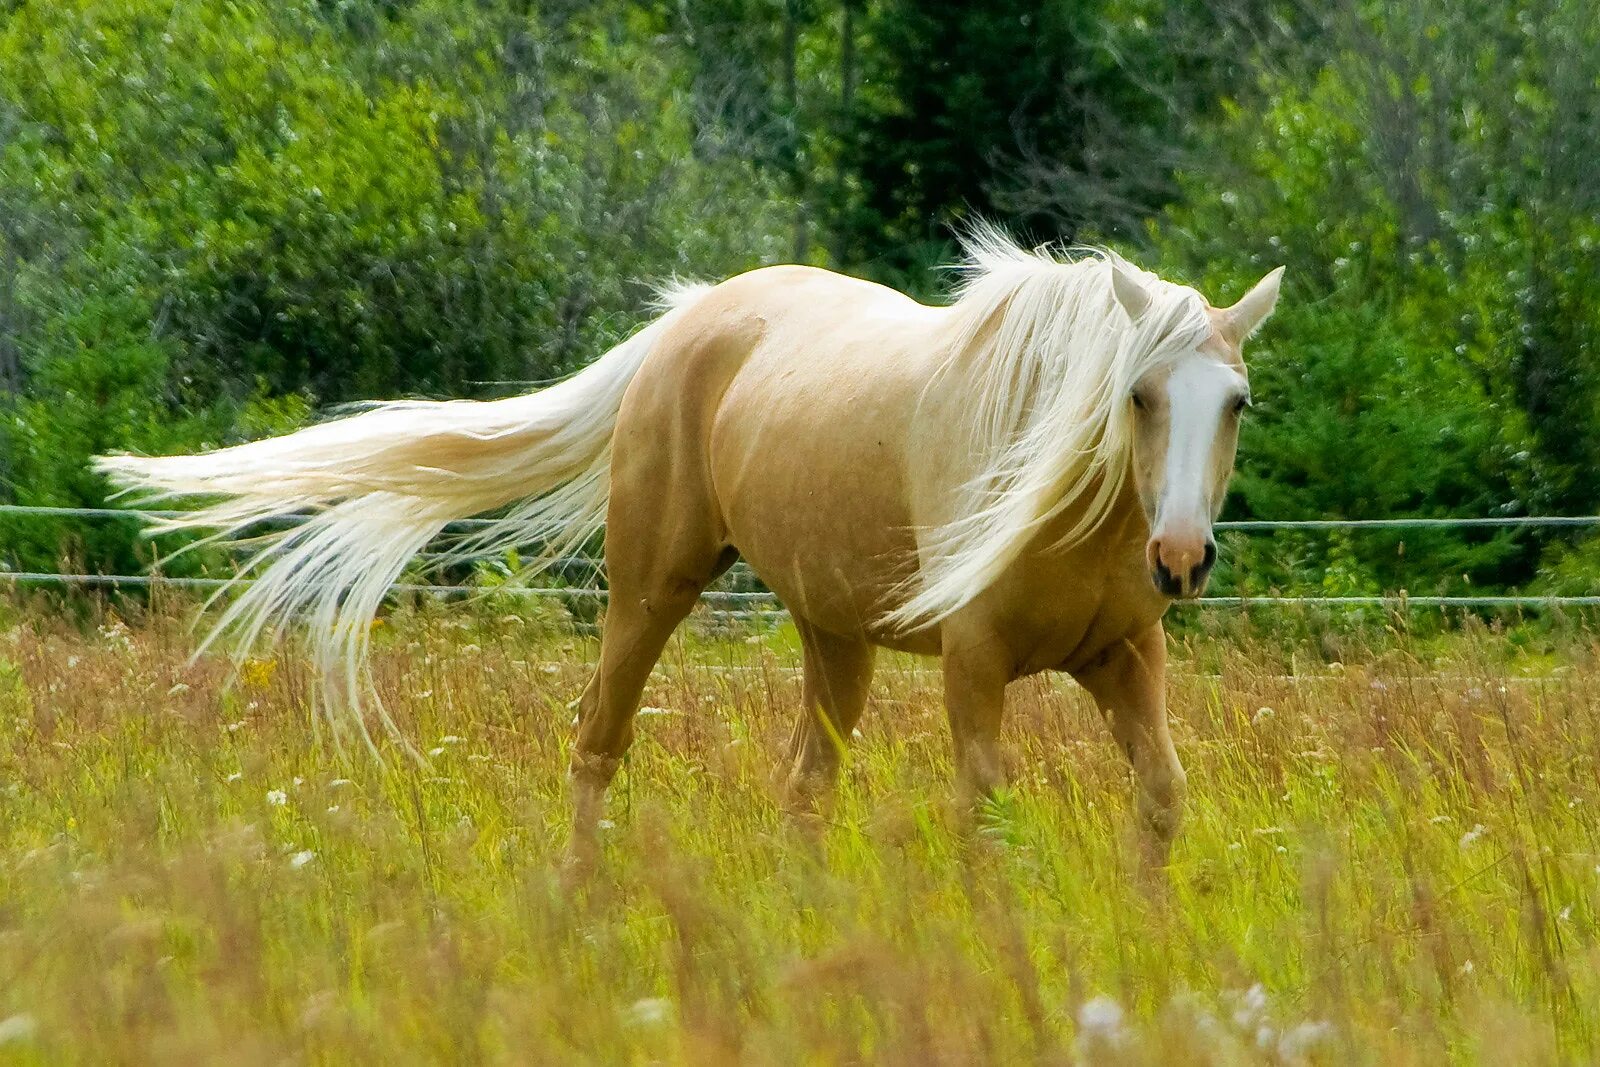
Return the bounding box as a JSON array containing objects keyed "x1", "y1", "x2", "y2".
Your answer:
[
  {"x1": 1232, "y1": 395, "x2": 1251, "y2": 416},
  {"x1": 1131, "y1": 392, "x2": 1147, "y2": 412}
]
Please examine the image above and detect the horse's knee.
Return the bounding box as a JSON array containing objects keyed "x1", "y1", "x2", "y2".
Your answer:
[
  {"x1": 570, "y1": 748, "x2": 624, "y2": 792},
  {"x1": 1138, "y1": 764, "x2": 1187, "y2": 843}
]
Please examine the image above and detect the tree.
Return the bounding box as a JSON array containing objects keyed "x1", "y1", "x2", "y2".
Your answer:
[{"x1": 836, "y1": 1, "x2": 1178, "y2": 279}]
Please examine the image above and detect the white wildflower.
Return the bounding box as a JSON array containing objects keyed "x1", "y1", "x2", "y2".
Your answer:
[
  {"x1": 1078, "y1": 995, "x2": 1124, "y2": 1034},
  {"x1": 1228, "y1": 984, "x2": 1269, "y2": 1030},
  {"x1": 266, "y1": 790, "x2": 288, "y2": 807},
  {"x1": 1459, "y1": 824, "x2": 1487, "y2": 849},
  {"x1": 1075, "y1": 995, "x2": 1127, "y2": 1052},
  {"x1": 623, "y1": 997, "x2": 672, "y2": 1028},
  {"x1": 0, "y1": 1014, "x2": 38, "y2": 1045},
  {"x1": 1278, "y1": 1020, "x2": 1333, "y2": 1060},
  {"x1": 289, "y1": 850, "x2": 315, "y2": 869}
]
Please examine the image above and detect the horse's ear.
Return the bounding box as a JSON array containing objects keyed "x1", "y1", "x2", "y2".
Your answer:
[
  {"x1": 1110, "y1": 261, "x2": 1151, "y2": 322},
  {"x1": 1220, "y1": 266, "x2": 1285, "y2": 343}
]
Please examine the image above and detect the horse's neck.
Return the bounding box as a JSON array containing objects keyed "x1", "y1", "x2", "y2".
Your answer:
[{"x1": 1034, "y1": 472, "x2": 1150, "y2": 562}]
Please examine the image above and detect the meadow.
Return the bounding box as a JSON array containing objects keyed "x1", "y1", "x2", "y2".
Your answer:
[{"x1": 0, "y1": 595, "x2": 1597, "y2": 1064}]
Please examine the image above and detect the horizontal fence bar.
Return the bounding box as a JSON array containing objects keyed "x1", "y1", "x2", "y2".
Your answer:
[
  {"x1": 0, "y1": 504, "x2": 513, "y2": 531},
  {"x1": 1215, "y1": 516, "x2": 1600, "y2": 530},
  {"x1": 7, "y1": 504, "x2": 1600, "y2": 610},
  {"x1": 0, "y1": 571, "x2": 775, "y2": 606},
  {"x1": 3, "y1": 570, "x2": 1599, "y2": 610},
  {"x1": 1191, "y1": 595, "x2": 1600, "y2": 607},
  {"x1": 7, "y1": 504, "x2": 1600, "y2": 531}
]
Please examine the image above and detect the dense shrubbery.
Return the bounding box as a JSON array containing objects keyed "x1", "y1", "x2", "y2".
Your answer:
[
  {"x1": 1, "y1": 0, "x2": 1596, "y2": 597},
  {"x1": 0, "y1": 0, "x2": 786, "y2": 572},
  {"x1": 1150, "y1": 0, "x2": 1600, "y2": 595}
]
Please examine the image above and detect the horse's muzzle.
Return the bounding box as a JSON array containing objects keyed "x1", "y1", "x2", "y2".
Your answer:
[{"x1": 1150, "y1": 539, "x2": 1216, "y2": 599}]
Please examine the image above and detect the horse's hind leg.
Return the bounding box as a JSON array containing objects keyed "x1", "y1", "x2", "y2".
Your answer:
[
  {"x1": 567, "y1": 458, "x2": 729, "y2": 868},
  {"x1": 785, "y1": 620, "x2": 875, "y2": 823}
]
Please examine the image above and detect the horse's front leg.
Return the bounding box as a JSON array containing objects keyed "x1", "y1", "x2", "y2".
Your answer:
[
  {"x1": 941, "y1": 623, "x2": 1012, "y2": 806},
  {"x1": 1073, "y1": 622, "x2": 1187, "y2": 866}
]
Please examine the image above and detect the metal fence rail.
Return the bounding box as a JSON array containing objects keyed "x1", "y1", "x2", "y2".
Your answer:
[
  {"x1": 9, "y1": 504, "x2": 1600, "y2": 530},
  {"x1": 5, "y1": 503, "x2": 1600, "y2": 611},
  {"x1": 0, "y1": 570, "x2": 772, "y2": 605},
  {"x1": 5, "y1": 569, "x2": 1600, "y2": 611}
]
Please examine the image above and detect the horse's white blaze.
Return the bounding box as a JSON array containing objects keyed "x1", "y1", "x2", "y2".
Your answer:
[{"x1": 1150, "y1": 357, "x2": 1247, "y2": 576}]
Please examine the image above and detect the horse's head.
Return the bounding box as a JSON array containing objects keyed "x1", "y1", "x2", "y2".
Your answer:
[{"x1": 1113, "y1": 264, "x2": 1283, "y2": 599}]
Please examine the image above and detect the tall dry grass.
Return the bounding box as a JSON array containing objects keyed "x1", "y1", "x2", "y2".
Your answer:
[{"x1": 0, "y1": 593, "x2": 1596, "y2": 1063}]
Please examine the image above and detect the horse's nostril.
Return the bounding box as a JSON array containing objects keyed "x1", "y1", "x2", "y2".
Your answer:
[
  {"x1": 1201, "y1": 541, "x2": 1216, "y2": 572},
  {"x1": 1151, "y1": 561, "x2": 1182, "y2": 597}
]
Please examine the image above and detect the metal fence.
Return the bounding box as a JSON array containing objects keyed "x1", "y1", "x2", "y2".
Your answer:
[{"x1": 4, "y1": 503, "x2": 1599, "y2": 613}]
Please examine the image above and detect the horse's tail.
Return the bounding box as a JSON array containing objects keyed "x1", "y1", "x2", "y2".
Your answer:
[{"x1": 94, "y1": 283, "x2": 710, "y2": 752}]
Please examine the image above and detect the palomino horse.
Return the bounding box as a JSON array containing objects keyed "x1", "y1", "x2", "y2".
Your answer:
[{"x1": 97, "y1": 232, "x2": 1282, "y2": 862}]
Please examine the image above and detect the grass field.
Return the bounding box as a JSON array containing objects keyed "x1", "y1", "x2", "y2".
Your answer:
[{"x1": 1, "y1": 596, "x2": 1598, "y2": 1064}]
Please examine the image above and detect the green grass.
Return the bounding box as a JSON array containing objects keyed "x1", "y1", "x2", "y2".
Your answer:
[{"x1": 1, "y1": 599, "x2": 1597, "y2": 1063}]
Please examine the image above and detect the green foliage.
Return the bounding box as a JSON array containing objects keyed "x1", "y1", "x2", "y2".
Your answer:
[
  {"x1": 0, "y1": 0, "x2": 787, "y2": 574},
  {"x1": 1, "y1": 0, "x2": 1597, "y2": 600},
  {"x1": 1150, "y1": 0, "x2": 1600, "y2": 594},
  {"x1": 837, "y1": 0, "x2": 1176, "y2": 278}
]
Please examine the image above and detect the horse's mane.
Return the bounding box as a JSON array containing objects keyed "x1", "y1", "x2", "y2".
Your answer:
[{"x1": 885, "y1": 226, "x2": 1215, "y2": 631}]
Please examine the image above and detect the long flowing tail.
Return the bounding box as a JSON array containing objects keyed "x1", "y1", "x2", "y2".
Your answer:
[{"x1": 94, "y1": 286, "x2": 707, "y2": 751}]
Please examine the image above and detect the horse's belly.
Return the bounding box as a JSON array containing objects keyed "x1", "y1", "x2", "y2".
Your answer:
[{"x1": 718, "y1": 448, "x2": 917, "y2": 638}]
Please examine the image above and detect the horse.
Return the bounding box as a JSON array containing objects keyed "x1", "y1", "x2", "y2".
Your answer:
[{"x1": 96, "y1": 230, "x2": 1283, "y2": 864}]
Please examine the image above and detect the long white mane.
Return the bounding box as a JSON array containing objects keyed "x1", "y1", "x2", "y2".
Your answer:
[{"x1": 886, "y1": 228, "x2": 1215, "y2": 631}]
